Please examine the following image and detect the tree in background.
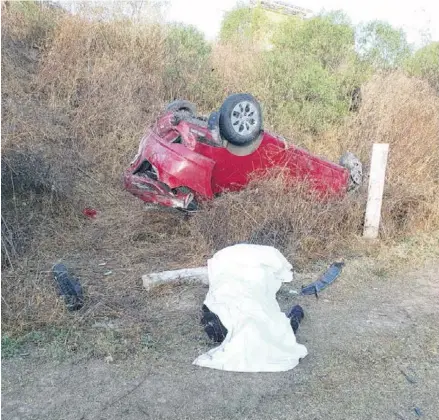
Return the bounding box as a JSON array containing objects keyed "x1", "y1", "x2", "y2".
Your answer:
[
  {"x1": 219, "y1": 3, "x2": 269, "y2": 45},
  {"x1": 356, "y1": 20, "x2": 412, "y2": 70},
  {"x1": 404, "y1": 42, "x2": 439, "y2": 92},
  {"x1": 218, "y1": 8, "x2": 368, "y2": 134},
  {"x1": 163, "y1": 23, "x2": 220, "y2": 107},
  {"x1": 216, "y1": 6, "x2": 439, "y2": 136},
  {"x1": 271, "y1": 11, "x2": 355, "y2": 70},
  {"x1": 266, "y1": 12, "x2": 368, "y2": 133}
]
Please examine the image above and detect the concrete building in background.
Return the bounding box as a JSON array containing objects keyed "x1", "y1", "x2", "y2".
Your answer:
[
  {"x1": 250, "y1": 0, "x2": 312, "y2": 18},
  {"x1": 248, "y1": 0, "x2": 313, "y2": 50}
]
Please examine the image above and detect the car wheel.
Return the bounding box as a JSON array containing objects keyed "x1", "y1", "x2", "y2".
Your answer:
[
  {"x1": 339, "y1": 152, "x2": 363, "y2": 192},
  {"x1": 166, "y1": 100, "x2": 197, "y2": 116},
  {"x1": 219, "y1": 93, "x2": 262, "y2": 146}
]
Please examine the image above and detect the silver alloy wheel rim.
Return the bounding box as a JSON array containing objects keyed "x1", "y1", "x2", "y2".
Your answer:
[{"x1": 231, "y1": 101, "x2": 259, "y2": 135}]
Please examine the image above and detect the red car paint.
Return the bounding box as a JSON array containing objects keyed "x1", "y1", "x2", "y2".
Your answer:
[{"x1": 124, "y1": 112, "x2": 350, "y2": 209}]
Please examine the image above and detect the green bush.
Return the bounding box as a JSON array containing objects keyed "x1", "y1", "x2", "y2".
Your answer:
[
  {"x1": 404, "y1": 42, "x2": 439, "y2": 92},
  {"x1": 163, "y1": 23, "x2": 219, "y2": 108},
  {"x1": 272, "y1": 11, "x2": 356, "y2": 70},
  {"x1": 357, "y1": 20, "x2": 412, "y2": 70},
  {"x1": 218, "y1": 8, "x2": 422, "y2": 137},
  {"x1": 219, "y1": 4, "x2": 268, "y2": 44},
  {"x1": 256, "y1": 55, "x2": 348, "y2": 133},
  {"x1": 254, "y1": 12, "x2": 368, "y2": 134}
]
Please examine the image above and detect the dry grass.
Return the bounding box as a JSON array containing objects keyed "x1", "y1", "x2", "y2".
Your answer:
[
  {"x1": 1, "y1": 3, "x2": 439, "y2": 344},
  {"x1": 191, "y1": 171, "x2": 367, "y2": 268},
  {"x1": 336, "y1": 73, "x2": 439, "y2": 236},
  {"x1": 37, "y1": 15, "x2": 167, "y2": 179},
  {"x1": 211, "y1": 42, "x2": 260, "y2": 96},
  {"x1": 0, "y1": 189, "x2": 203, "y2": 336}
]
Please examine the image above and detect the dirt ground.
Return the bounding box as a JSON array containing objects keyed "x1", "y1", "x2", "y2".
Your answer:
[{"x1": 2, "y1": 258, "x2": 438, "y2": 420}]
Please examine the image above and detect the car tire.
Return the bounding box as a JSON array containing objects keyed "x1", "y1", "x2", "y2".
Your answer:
[
  {"x1": 166, "y1": 100, "x2": 197, "y2": 116},
  {"x1": 219, "y1": 93, "x2": 262, "y2": 146},
  {"x1": 339, "y1": 152, "x2": 363, "y2": 192}
]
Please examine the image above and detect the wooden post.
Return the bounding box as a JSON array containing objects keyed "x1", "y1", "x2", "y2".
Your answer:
[{"x1": 363, "y1": 143, "x2": 390, "y2": 239}]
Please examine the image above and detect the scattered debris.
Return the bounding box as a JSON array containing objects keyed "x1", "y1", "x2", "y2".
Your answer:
[
  {"x1": 289, "y1": 289, "x2": 299, "y2": 295},
  {"x1": 52, "y1": 263, "x2": 84, "y2": 311},
  {"x1": 414, "y1": 407, "x2": 423, "y2": 417},
  {"x1": 98, "y1": 262, "x2": 107, "y2": 266},
  {"x1": 82, "y1": 208, "x2": 97, "y2": 219},
  {"x1": 104, "y1": 355, "x2": 114, "y2": 364},
  {"x1": 141, "y1": 333, "x2": 155, "y2": 350},
  {"x1": 287, "y1": 305, "x2": 304, "y2": 334},
  {"x1": 103, "y1": 271, "x2": 113, "y2": 276},
  {"x1": 301, "y1": 262, "x2": 345, "y2": 297},
  {"x1": 399, "y1": 367, "x2": 417, "y2": 384},
  {"x1": 93, "y1": 321, "x2": 116, "y2": 330}
]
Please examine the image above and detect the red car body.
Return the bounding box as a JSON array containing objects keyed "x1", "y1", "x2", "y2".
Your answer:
[{"x1": 124, "y1": 111, "x2": 350, "y2": 210}]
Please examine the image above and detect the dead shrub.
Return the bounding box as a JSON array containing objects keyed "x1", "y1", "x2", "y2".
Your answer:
[
  {"x1": 211, "y1": 42, "x2": 260, "y2": 96},
  {"x1": 191, "y1": 172, "x2": 366, "y2": 267},
  {"x1": 336, "y1": 73, "x2": 439, "y2": 236},
  {"x1": 273, "y1": 72, "x2": 439, "y2": 238},
  {"x1": 1, "y1": 1, "x2": 61, "y2": 48},
  {"x1": 1, "y1": 148, "x2": 74, "y2": 198},
  {"x1": 0, "y1": 148, "x2": 79, "y2": 268},
  {"x1": 37, "y1": 16, "x2": 166, "y2": 178},
  {"x1": 1, "y1": 6, "x2": 82, "y2": 270}
]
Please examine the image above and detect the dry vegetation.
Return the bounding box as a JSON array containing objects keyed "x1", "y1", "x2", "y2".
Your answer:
[
  {"x1": 336, "y1": 73, "x2": 439, "y2": 235},
  {"x1": 1, "y1": 2, "x2": 438, "y2": 349},
  {"x1": 191, "y1": 173, "x2": 366, "y2": 267},
  {"x1": 191, "y1": 73, "x2": 439, "y2": 264}
]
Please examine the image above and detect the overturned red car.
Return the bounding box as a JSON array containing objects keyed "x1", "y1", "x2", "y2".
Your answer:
[{"x1": 124, "y1": 94, "x2": 362, "y2": 211}]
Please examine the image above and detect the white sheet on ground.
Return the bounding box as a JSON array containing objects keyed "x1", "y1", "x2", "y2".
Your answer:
[{"x1": 193, "y1": 244, "x2": 308, "y2": 372}]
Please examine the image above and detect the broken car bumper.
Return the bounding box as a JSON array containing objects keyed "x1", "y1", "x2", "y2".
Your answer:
[{"x1": 123, "y1": 172, "x2": 194, "y2": 209}]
